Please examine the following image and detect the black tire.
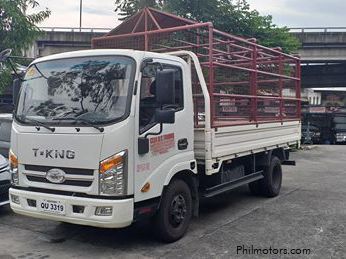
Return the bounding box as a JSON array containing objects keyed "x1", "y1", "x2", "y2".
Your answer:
[
  {"x1": 154, "y1": 179, "x2": 192, "y2": 243},
  {"x1": 249, "y1": 156, "x2": 282, "y2": 198}
]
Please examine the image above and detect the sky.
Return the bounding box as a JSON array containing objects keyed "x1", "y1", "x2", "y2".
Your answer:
[{"x1": 30, "y1": 0, "x2": 346, "y2": 29}]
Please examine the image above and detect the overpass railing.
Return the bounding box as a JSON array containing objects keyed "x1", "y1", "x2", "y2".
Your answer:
[
  {"x1": 39, "y1": 27, "x2": 346, "y2": 34},
  {"x1": 289, "y1": 27, "x2": 346, "y2": 33},
  {"x1": 39, "y1": 27, "x2": 112, "y2": 33},
  {"x1": 40, "y1": 27, "x2": 346, "y2": 34}
]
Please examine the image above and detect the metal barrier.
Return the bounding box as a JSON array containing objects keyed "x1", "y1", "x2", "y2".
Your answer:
[
  {"x1": 289, "y1": 27, "x2": 346, "y2": 33},
  {"x1": 93, "y1": 8, "x2": 301, "y2": 128},
  {"x1": 39, "y1": 27, "x2": 346, "y2": 34},
  {"x1": 39, "y1": 27, "x2": 111, "y2": 33}
]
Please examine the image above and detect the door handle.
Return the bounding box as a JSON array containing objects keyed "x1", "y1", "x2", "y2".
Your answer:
[{"x1": 178, "y1": 138, "x2": 188, "y2": 150}]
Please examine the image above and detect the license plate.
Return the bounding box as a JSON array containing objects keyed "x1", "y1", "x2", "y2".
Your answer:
[{"x1": 38, "y1": 199, "x2": 66, "y2": 215}]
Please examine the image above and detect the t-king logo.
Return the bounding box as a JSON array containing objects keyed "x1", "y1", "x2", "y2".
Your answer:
[{"x1": 32, "y1": 148, "x2": 75, "y2": 159}]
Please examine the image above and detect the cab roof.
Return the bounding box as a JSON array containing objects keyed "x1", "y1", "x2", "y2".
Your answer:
[{"x1": 31, "y1": 49, "x2": 185, "y2": 66}]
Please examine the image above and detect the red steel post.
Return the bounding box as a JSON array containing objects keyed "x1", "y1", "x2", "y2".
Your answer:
[
  {"x1": 144, "y1": 9, "x2": 148, "y2": 51},
  {"x1": 296, "y1": 59, "x2": 302, "y2": 118},
  {"x1": 208, "y1": 24, "x2": 215, "y2": 128},
  {"x1": 279, "y1": 54, "x2": 284, "y2": 121},
  {"x1": 250, "y1": 45, "x2": 258, "y2": 122}
]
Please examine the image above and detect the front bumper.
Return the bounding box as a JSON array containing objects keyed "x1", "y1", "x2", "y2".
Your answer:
[{"x1": 9, "y1": 188, "x2": 134, "y2": 228}]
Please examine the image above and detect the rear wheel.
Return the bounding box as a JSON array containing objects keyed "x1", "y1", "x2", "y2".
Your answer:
[
  {"x1": 154, "y1": 179, "x2": 192, "y2": 243},
  {"x1": 249, "y1": 156, "x2": 282, "y2": 197}
]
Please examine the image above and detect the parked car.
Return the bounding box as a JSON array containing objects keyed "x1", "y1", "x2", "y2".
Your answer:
[
  {"x1": 0, "y1": 113, "x2": 12, "y2": 158},
  {"x1": 0, "y1": 155, "x2": 10, "y2": 206},
  {"x1": 333, "y1": 114, "x2": 346, "y2": 144}
]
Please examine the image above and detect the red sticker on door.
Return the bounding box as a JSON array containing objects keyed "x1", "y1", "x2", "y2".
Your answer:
[
  {"x1": 150, "y1": 133, "x2": 175, "y2": 155},
  {"x1": 137, "y1": 162, "x2": 150, "y2": 173}
]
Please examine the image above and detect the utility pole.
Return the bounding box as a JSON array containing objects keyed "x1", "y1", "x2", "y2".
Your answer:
[{"x1": 79, "y1": 0, "x2": 83, "y2": 31}]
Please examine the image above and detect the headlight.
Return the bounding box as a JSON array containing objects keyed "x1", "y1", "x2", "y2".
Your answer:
[
  {"x1": 9, "y1": 150, "x2": 19, "y2": 186},
  {"x1": 99, "y1": 151, "x2": 127, "y2": 196}
]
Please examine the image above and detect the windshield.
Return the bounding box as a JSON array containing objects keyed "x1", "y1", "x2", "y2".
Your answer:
[{"x1": 16, "y1": 56, "x2": 135, "y2": 125}]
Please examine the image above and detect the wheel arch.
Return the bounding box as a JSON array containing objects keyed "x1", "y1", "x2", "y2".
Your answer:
[
  {"x1": 163, "y1": 169, "x2": 199, "y2": 217},
  {"x1": 256, "y1": 147, "x2": 287, "y2": 167}
]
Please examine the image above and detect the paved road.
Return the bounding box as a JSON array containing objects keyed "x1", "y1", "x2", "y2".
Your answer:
[{"x1": 0, "y1": 146, "x2": 345, "y2": 259}]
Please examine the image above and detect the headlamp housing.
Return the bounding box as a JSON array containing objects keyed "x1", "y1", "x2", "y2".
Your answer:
[
  {"x1": 99, "y1": 151, "x2": 127, "y2": 196},
  {"x1": 9, "y1": 150, "x2": 19, "y2": 186}
]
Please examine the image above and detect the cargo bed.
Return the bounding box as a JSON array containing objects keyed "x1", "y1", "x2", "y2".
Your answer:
[{"x1": 194, "y1": 120, "x2": 300, "y2": 174}]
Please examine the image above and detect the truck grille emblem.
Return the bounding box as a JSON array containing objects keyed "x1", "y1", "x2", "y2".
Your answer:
[{"x1": 46, "y1": 168, "x2": 66, "y2": 184}]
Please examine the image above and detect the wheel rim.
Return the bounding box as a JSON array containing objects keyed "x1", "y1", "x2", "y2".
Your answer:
[
  {"x1": 272, "y1": 164, "x2": 282, "y2": 189},
  {"x1": 169, "y1": 194, "x2": 187, "y2": 228}
]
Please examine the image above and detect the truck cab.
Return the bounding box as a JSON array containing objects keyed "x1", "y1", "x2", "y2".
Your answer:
[{"x1": 9, "y1": 49, "x2": 195, "y2": 233}]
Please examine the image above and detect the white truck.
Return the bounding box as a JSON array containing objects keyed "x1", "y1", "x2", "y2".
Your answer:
[{"x1": 9, "y1": 10, "x2": 301, "y2": 242}]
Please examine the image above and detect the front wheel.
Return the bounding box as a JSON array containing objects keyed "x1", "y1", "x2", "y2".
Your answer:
[{"x1": 153, "y1": 179, "x2": 192, "y2": 243}]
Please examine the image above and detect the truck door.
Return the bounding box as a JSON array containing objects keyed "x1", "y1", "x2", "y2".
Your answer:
[{"x1": 134, "y1": 59, "x2": 194, "y2": 202}]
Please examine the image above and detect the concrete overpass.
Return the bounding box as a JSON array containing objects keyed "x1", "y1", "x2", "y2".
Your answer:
[
  {"x1": 291, "y1": 27, "x2": 346, "y2": 63},
  {"x1": 25, "y1": 27, "x2": 110, "y2": 58},
  {"x1": 291, "y1": 27, "x2": 346, "y2": 88},
  {"x1": 31, "y1": 27, "x2": 346, "y2": 60}
]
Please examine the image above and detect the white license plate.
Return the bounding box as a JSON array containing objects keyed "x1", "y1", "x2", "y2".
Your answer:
[{"x1": 38, "y1": 199, "x2": 66, "y2": 215}]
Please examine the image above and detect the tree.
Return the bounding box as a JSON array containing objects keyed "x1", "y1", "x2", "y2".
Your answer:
[
  {"x1": 114, "y1": 0, "x2": 300, "y2": 53},
  {"x1": 0, "y1": 0, "x2": 50, "y2": 92},
  {"x1": 115, "y1": 0, "x2": 163, "y2": 20}
]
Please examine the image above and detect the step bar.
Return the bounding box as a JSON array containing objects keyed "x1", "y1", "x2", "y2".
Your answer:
[{"x1": 202, "y1": 171, "x2": 264, "y2": 198}]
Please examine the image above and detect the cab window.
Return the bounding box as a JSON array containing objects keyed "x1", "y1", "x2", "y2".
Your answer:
[{"x1": 139, "y1": 64, "x2": 183, "y2": 132}]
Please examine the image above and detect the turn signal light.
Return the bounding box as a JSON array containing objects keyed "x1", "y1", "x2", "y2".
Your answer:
[
  {"x1": 99, "y1": 152, "x2": 125, "y2": 174},
  {"x1": 9, "y1": 150, "x2": 18, "y2": 169},
  {"x1": 141, "y1": 182, "x2": 151, "y2": 193}
]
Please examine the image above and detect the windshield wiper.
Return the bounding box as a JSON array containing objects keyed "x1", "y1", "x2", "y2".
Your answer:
[
  {"x1": 52, "y1": 117, "x2": 104, "y2": 132},
  {"x1": 19, "y1": 116, "x2": 55, "y2": 132}
]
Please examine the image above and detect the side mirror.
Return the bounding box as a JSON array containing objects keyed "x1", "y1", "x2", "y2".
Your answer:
[
  {"x1": 0, "y1": 49, "x2": 12, "y2": 62},
  {"x1": 12, "y1": 78, "x2": 21, "y2": 106},
  {"x1": 155, "y1": 109, "x2": 175, "y2": 124},
  {"x1": 156, "y1": 69, "x2": 175, "y2": 105}
]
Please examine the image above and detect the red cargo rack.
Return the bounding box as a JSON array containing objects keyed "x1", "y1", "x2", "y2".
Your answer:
[{"x1": 92, "y1": 8, "x2": 301, "y2": 128}]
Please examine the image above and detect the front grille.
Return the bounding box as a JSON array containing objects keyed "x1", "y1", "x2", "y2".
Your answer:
[
  {"x1": 0, "y1": 193, "x2": 9, "y2": 203},
  {"x1": 23, "y1": 165, "x2": 95, "y2": 188},
  {"x1": 26, "y1": 175, "x2": 92, "y2": 187},
  {"x1": 0, "y1": 180, "x2": 10, "y2": 195},
  {"x1": 24, "y1": 165, "x2": 93, "y2": 176}
]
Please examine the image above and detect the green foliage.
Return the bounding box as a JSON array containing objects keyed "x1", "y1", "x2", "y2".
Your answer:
[
  {"x1": 114, "y1": 0, "x2": 300, "y2": 53},
  {"x1": 115, "y1": 0, "x2": 163, "y2": 20},
  {"x1": 0, "y1": 68, "x2": 12, "y2": 91},
  {"x1": 0, "y1": 0, "x2": 50, "y2": 92}
]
